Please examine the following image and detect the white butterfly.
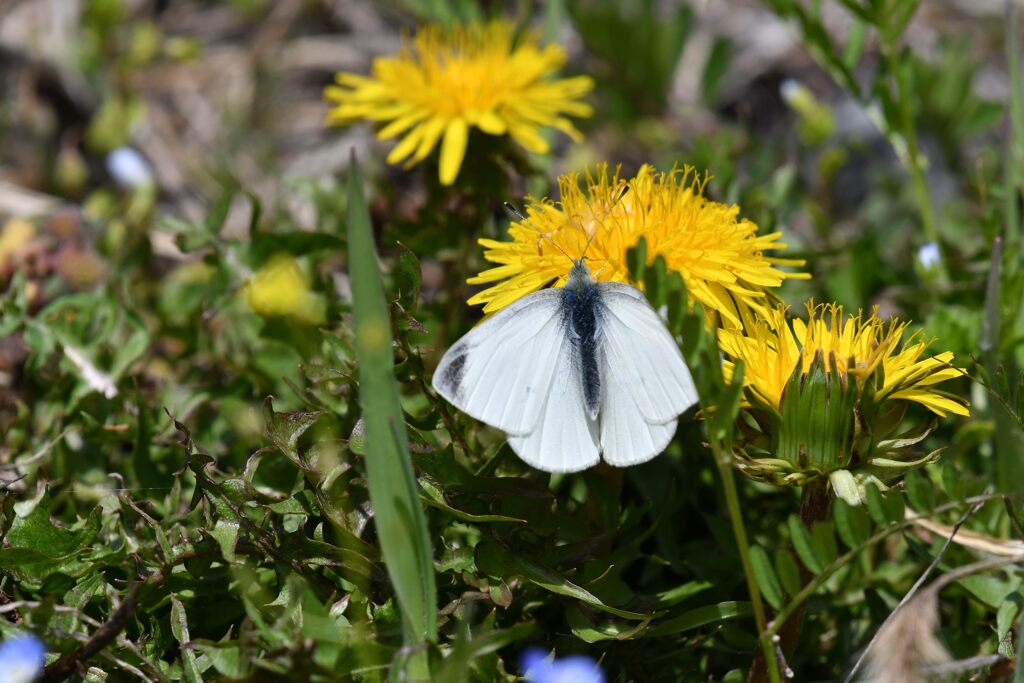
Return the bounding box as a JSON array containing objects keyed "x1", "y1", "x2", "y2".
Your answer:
[{"x1": 432, "y1": 257, "x2": 699, "y2": 473}]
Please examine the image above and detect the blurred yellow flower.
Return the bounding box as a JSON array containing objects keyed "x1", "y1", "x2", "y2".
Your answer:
[
  {"x1": 244, "y1": 254, "x2": 326, "y2": 325},
  {"x1": 0, "y1": 218, "x2": 36, "y2": 267},
  {"x1": 468, "y1": 163, "x2": 808, "y2": 328},
  {"x1": 324, "y1": 20, "x2": 593, "y2": 185},
  {"x1": 718, "y1": 302, "x2": 969, "y2": 417}
]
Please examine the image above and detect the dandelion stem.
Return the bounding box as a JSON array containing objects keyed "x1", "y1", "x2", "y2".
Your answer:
[
  {"x1": 748, "y1": 479, "x2": 832, "y2": 682},
  {"x1": 709, "y1": 444, "x2": 782, "y2": 683}
]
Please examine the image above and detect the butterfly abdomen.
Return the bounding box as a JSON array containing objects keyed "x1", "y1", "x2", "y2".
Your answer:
[{"x1": 562, "y1": 264, "x2": 602, "y2": 420}]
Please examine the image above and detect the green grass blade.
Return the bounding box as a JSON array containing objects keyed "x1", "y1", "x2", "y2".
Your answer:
[
  {"x1": 1005, "y1": 0, "x2": 1023, "y2": 248},
  {"x1": 346, "y1": 153, "x2": 438, "y2": 647}
]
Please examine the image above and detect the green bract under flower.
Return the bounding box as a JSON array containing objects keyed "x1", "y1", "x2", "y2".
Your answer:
[{"x1": 718, "y1": 303, "x2": 969, "y2": 504}]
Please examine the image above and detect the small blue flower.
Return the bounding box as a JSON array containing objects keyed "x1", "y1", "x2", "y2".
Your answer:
[
  {"x1": 0, "y1": 634, "x2": 46, "y2": 683},
  {"x1": 105, "y1": 147, "x2": 154, "y2": 189},
  {"x1": 521, "y1": 647, "x2": 605, "y2": 683},
  {"x1": 917, "y1": 242, "x2": 941, "y2": 271}
]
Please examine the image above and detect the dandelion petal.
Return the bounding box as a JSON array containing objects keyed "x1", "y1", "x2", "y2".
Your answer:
[{"x1": 439, "y1": 117, "x2": 469, "y2": 185}]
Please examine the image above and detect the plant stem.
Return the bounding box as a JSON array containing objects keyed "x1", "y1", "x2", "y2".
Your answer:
[
  {"x1": 710, "y1": 444, "x2": 782, "y2": 683},
  {"x1": 783, "y1": 480, "x2": 833, "y2": 652},
  {"x1": 1005, "y1": 0, "x2": 1023, "y2": 249},
  {"x1": 747, "y1": 478, "x2": 833, "y2": 682}
]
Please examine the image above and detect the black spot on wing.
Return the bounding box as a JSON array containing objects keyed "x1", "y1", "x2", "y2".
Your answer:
[{"x1": 438, "y1": 343, "x2": 468, "y2": 401}]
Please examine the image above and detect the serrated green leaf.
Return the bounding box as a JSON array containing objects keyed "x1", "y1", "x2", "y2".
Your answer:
[
  {"x1": 191, "y1": 641, "x2": 246, "y2": 679},
  {"x1": 0, "y1": 502, "x2": 103, "y2": 582},
  {"x1": 263, "y1": 399, "x2": 323, "y2": 473},
  {"x1": 210, "y1": 519, "x2": 240, "y2": 563},
  {"x1": 419, "y1": 481, "x2": 525, "y2": 524},
  {"x1": 171, "y1": 595, "x2": 204, "y2": 683}
]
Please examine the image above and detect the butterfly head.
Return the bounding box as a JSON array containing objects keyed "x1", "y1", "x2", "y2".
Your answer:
[{"x1": 565, "y1": 259, "x2": 595, "y2": 292}]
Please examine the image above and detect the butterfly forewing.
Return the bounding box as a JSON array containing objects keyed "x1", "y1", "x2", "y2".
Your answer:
[
  {"x1": 597, "y1": 283, "x2": 700, "y2": 424},
  {"x1": 432, "y1": 289, "x2": 565, "y2": 436}
]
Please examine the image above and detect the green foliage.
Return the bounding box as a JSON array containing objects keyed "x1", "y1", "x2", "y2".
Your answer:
[{"x1": 570, "y1": 0, "x2": 694, "y2": 119}]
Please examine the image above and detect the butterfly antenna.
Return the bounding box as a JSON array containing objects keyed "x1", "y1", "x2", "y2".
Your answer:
[
  {"x1": 503, "y1": 201, "x2": 576, "y2": 265},
  {"x1": 580, "y1": 183, "x2": 631, "y2": 262}
]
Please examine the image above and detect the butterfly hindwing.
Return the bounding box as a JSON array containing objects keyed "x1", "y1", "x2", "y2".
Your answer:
[
  {"x1": 596, "y1": 282, "x2": 698, "y2": 466},
  {"x1": 599, "y1": 370, "x2": 679, "y2": 467},
  {"x1": 507, "y1": 337, "x2": 601, "y2": 472}
]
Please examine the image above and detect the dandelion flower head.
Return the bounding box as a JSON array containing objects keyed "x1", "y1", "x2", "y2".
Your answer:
[
  {"x1": 717, "y1": 302, "x2": 969, "y2": 417},
  {"x1": 324, "y1": 20, "x2": 593, "y2": 185},
  {"x1": 468, "y1": 163, "x2": 808, "y2": 328}
]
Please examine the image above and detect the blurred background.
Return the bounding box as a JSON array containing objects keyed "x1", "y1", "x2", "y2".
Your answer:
[{"x1": 0, "y1": 0, "x2": 1013, "y2": 305}]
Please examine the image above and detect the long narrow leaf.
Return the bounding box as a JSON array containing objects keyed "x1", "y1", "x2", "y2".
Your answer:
[
  {"x1": 346, "y1": 153, "x2": 437, "y2": 646},
  {"x1": 787, "y1": 515, "x2": 823, "y2": 575},
  {"x1": 749, "y1": 545, "x2": 784, "y2": 610}
]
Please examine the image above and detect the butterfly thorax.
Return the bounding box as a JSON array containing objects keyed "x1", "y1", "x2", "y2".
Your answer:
[{"x1": 562, "y1": 260, "x2": 602, "y2": 420}]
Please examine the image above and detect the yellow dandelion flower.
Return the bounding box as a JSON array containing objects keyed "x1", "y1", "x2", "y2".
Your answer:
[
  {"x1": 324, "y1": 20, "x2": 593, "y2": 185},
  {"x1": 718, "y1": 302, "x2": 969, "y2": 417},
  {"x1": 468, "y1": 163, "x2": 809, "y2": 328},
  {"x1": 244, "y1": 254, "x2": 326, "y2": 325}
]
